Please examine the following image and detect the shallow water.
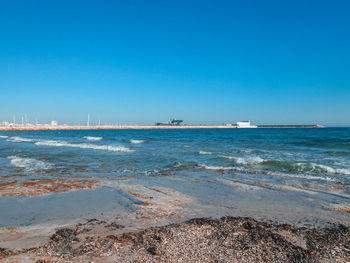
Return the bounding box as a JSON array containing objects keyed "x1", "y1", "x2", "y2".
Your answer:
[{"x1": 0, "y1": 128, "x2": 349, "y2": 226}]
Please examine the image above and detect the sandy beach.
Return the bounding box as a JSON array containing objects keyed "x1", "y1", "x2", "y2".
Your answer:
[{"x1": 1, "y1": 216, "x2": 349, "y2": 262}]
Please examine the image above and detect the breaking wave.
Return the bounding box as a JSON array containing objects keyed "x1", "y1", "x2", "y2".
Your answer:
[
  {"x1": 7, "y1": 136, "x2": 34, "y2": 143},
  {"x1": 211, "y1": 154, "x2": 350, "y2": 176},
  {"x1": 199, "y1": 164, "x2": 243, "y2": 171},
  {"x1": 35, "y1": 140, "x2": 134, "y2": 152},
  {"x1": 130, "y1": 139, "x2": 145, "y2": 144},
  {"x1": 198, "y1": 164, "x2": 336, "y2": 181},
  {"x1": 8, "y1": 156, "x2": 53, "y2": 171},
  {"x1": 255, "y1": 161, "x2": 350, "y2": 175},
  {"x1": 7, "y1": 136, "x2": 133, "y2": 153},
  {"x1": 219, "y1": 155, "x2": 264, "y2": 165},
  {"x1": 0, "y1": 135, "x2": 8, "y2": 139},
  {"x1": 83, "y1": 136, "x2": 103, "y2": 141},
  {"x1": 314, "y1": 164, "x2": 350, "y2": 175},
  {"x1": 199, "y1": 151, "x2": 212, "y2": 155}
]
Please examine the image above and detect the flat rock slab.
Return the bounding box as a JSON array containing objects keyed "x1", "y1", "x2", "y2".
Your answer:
[{"x1": 0, "y1": 186, "x2": 140, "y2": 227}]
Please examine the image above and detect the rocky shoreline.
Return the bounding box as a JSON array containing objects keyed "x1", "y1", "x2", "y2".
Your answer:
[{"x1": 1, "y1": 216, "x2": 349, "y2": 262}]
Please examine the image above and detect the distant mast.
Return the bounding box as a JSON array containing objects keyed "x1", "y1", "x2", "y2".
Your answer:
[{"x1": 87, "y1": 114, "x2": 90, "y2": 127}]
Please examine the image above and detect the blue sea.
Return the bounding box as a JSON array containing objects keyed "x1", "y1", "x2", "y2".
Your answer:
[{"x1": 0, "y1": 128, "x2": 349, "y2": 227}]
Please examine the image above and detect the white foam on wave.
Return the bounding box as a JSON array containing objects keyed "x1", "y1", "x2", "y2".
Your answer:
[
  {"x1": 293, "y1": 162, "x2": 350, "y2": 176},
  {"x1": 0, "y1": 135, "x2": 8, "y2": 139},
  {"x1": 219, "y1": 155, "x2": 264, "y2": 165},
  {"x1": 311, "y1": 163, "x2": 350, "y2": 175},
  {"x1": 261, "y1": 168, "x2": 336, "y2": 182},
  {"x1": 199, "y1": 151, "x2": 212, "y2": 155},
  {"x1": 199, "y1": 164, "x2": 336, "y2": 182},
  {"x1": 199, "y1": 164, "x2": 240, "y2": 171},
  {"x1": 311, "y1": 163, "x2": 335, "y2": 173},
  {"x1": 130, "y1": 139, "x2": 145, "y2": 144},
  {"x1": 335, "y1": 168, "x2": 350, "y2": 175},
  {"x1": 7, "y1": 136, "x2": 34, "y2": 143},
  {"x1": 239, "y1": 149, "x2": 254, "y2": 154},
  {"x1": 8, "y1": 156, "x2": 53, "y2": 171},
  {"x1": 35, "y1": 139, "x2": 134, "y2": 152},
  {"x1": 83, "y1": 136, "x2": 103, "y2": 141},
  {"x1": 6, "y1": 136, "x2": 133, "y2": 153},
  {"x1": 218, "y1": 155, "x2": 350, "y2": 176}
]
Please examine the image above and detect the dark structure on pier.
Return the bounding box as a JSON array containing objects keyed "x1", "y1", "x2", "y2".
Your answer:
[{"x1": 155, "y1": 118, "x2": 183, "y2": 126}]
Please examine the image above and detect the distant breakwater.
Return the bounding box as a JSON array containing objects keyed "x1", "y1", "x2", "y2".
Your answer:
[{"x1": 0, "y1": 125, "x2": 324, "y2": 131}]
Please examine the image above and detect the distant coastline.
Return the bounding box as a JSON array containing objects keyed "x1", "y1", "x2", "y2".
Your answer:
[{"x1": 0, "y1": 124, "x2": 325, "y2": 131}]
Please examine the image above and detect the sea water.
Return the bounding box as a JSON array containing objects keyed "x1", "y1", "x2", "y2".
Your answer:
[{"x1": 0, "y1": 128, "x2": 349, "y2": 226}]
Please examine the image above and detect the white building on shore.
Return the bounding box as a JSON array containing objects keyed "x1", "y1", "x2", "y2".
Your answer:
[
  {"x1": 1, "y1": 121, "x2": 9, "y2": 127},
  {"x1": 231, "y1": 121, "x2": 257, "y2": 128}
]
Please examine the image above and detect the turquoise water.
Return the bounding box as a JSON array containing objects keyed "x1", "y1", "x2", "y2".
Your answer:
[
  {"x1": 0, "y1": 128, "x2": 349, "y2": 226},
  {"x1": 1, "y1": 128, "x2": 349, "y2": 181}
]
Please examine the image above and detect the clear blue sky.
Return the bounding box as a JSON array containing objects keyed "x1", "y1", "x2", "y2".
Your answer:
[{"x1": 0, "y1": 0, "x2": 349, "y2": 126}]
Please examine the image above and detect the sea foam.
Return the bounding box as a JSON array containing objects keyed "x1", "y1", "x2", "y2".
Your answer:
[
  {"x1": 83, "y1": 136, "x2": 103, "y2": 141},
  {"x1": 7, "y1": 136, "x2": 133, "y2": 153},
  {"x1": 8, "y1": 156, "x2": 53, "y2": 171},
  {"x1": 199, "y1": 163, "x2": 336, "y2": 181},
  {"x1": 130, "y1": 139, "x2": 145, "y2": 144},
  {"x1": 35, "y1": 139, "x2": 134, "y2": 152},
  {"x1": 309, "y1": 163, "x2": 350, "y2": 175},
  {"x1": 218, "y1": 155, "x2": 350, "y2": 175},
  {"x1": 7, "y1": 136, "x2": 34, "y2": 143},
  {"x1": 286, "y1": 162, "x2": 350, "y2": 175},
  {"x1": 199, "y1": 164, "x2": 241, "y2": 171},
  {"x1": 219, "y1": 155, "x2": 264, "y2": 165},
  {"x1": 0, "y1": 135, "x2": 8, "y2": 139},
  {"x1": 199, "y1": 151, "x2": 212, "y2": 155}
]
